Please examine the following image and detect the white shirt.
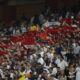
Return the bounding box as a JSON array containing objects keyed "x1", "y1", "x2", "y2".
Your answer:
[
  {"x1": 55, "y1": 58, "x2": 60, "y2": 67},
  {"x1": 39, "y1": 14, "x2": 44, "y2": 24},
  {"x1": 52, "y1": 67, "x2": 57, "y2": 76},
  {"x1": 25, "y1": 70, "x2": 31, "y2": 74},
  {"x1": 53, "y1": 21, "x2": 60, "y2": 26},
  {"x1": 73, "y1": 46, "x2": 80, "y2": 54},
  {"x1": 44, "y1": 63, "x2": 52, "y2": 69},
  {"x1": 21, "y1": 27, "x2": 26, "y2": 33},
  {"x1": 25, "y1": 78, "x2": 28, "y2": 80},
  {"x1": 76, "y1": 69, "x2": 80, "y2": 80},
  {"x1": 13, "y1": 29, "x2": 21, "y2": 35},
  {"x1": 72, "y1": 43, "x2": 76, "y2": 48},
  {"x1": 43, "y1": 47, "x2": 47, "y2": 52},
  {"x1": 47, "y1": 52, "x2": 54, "y2": 62},
  {"x1": 76, "y1": 67, "x2": 80, "y2": 72},
  {"x1": 54, "y1": 78, "x2": 58, "y2": 80},
  {"x1": 7, "y1": 65, "x2": 10, "y2": 69},
  {"x1": 13, "y1": 29, "x2": 16, "y2": 35},
  {"x1": 61, "y1": 51, "x2": 67, "y2": 60},
  {"x1": 30, "y1": 16, "x2": 34, "y2": 25},
  {"x1": 38, "y1": 58, "x2": 44, "y2": 65},
  {"x1": 58, "y1": 60, "x2": 68, "y2": 70},
  {"x1": 39, "y1": 51, "x2": 44, "y2": 57},
  {"x1": 61, "y1": 51, "x2": 67, "y2": 56},
  {"x1": 10, "y1": 73, "x2": 14, "y2": 79},
  {"x1": 9, "y1": 26, "x2": 13, "y2": 32},
  {"x1": 16, "y1": 29, "x2": 21, "y2": 35},
  {"x1": 0, "y1": 69, "x2": 4, "y2": 78},
  {"x1": 42, "y1": 21, "x2": 50, "y2": 27}
]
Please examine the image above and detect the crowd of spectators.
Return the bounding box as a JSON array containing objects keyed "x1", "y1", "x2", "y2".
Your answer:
[{"x1": 0, "y1": 8, "x2": 80, "y2": 80}]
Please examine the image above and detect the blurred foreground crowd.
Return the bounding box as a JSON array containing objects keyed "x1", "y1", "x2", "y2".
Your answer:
[{"x1": 0, "y1": 8, "x2": 80, "y2": 80}]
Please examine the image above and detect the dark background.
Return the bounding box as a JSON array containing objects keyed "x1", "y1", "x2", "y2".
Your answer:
[{"x1": 0, "y1": 0, "x2": 80, "y2": 22}]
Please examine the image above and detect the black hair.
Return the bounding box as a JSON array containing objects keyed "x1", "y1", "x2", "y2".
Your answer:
[{"x1": 21, "y1": 67, "x2": 25, "y2": 72}]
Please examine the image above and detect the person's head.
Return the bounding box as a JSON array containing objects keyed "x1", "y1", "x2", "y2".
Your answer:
[
  {"x1": 37, "y1": 63, "x2": 42, "y2": 68},
  {"x1": 42, "y1": 18, "x2": 47, "y2": 24},
  {"x1": 42, "y1": 70, "x2": 48, "y2": 78},
  {"x1": 21, "y1": 67, "x2": 25, "y2": 72},
  {"x1": 49, "y1": 67, "x2": 53, "y2": 73},
  {"x1": 47, "y1": 58, "x2": 51, "y2": 62},
  {"x1": 60, "y1": 70, "x2": 65, "y2": 76},
  {"x1": 31, "y1": 67, "x2": 36, "y2": 72},
  {"x1": 50, "y1": 75, "x2": 55, "y2": 80},
  {"x1": 34, "y1": 46, "x2": 38, "y2": 51},
  {"x1": 75, "y1": 42, "x2": 79, "y2": 46},
  {"x1": 40, "y1": 48, "x2": 44, "y2": 52},
  {"x1": 26, "y1": 64, "x2": 31, "y2": 70},
  {"x1": 38, "y1": 54, "x2": 41, "y2": 58},
  {"x1": 60, "y1": 56, "x2": 64, "y2": 61},
  {"x1": 44, "y1": 54, "x2": 48, "y2": 59},
  {"x1": 52, "y1": 63, "x2": 56, "y2": 68},
  {"x1": 57, "y1": 67, "x2": 60, "y2": 72}
]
